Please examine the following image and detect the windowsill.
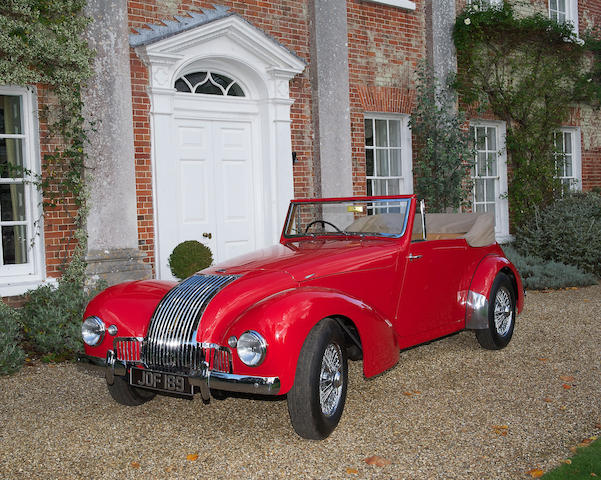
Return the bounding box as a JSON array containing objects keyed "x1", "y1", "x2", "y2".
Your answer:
[
  {"x1": 1, "y1": 276, "x2": 56, "y2": 297},
  {"x1": 362, "y1": 0, "x2": 416, "y2": 11}
]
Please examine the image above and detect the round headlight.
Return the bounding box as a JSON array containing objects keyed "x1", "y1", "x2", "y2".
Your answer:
[
  {"x1": 236, "y1": 331, "x2": 267, "y2": 366},
  {"x1": 82, "y1": 316, "x2": 106, "y2": 346}
]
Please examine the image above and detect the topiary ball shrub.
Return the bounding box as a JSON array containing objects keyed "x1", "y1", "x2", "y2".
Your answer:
[
  {"x1": 168, "y1": 240, "x2": 213, "y2": 280},
  {"x1": 0, "y1": 301, "x2": 25, "y2": 375},
  {"x1": 502, "y1": 244, "x2": 597, "y2": 290},
  {"x1": 514, "y1": 192, "x2": 601, "y2": 277}
]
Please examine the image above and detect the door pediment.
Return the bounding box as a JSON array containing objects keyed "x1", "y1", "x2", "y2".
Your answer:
[{"x1": 131, "y1": 7, "x2": 306, "y2": 96}]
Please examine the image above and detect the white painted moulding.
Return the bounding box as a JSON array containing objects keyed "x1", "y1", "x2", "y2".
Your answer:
[{"x1": 362, "y1": 0, "x2": 417, "y2": 11}]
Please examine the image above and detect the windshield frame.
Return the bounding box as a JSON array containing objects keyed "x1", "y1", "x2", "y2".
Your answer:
[{"x1": 281, "y1": 195, "x2": 414, "y2": 241}]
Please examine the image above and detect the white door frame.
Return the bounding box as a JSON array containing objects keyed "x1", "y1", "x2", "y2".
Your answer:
[{"x1": 135, "y1": 15, "x2": 306, "y2": 279}]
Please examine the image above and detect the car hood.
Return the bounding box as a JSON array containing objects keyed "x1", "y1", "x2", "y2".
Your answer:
[{"x1": 202, "y1": 239, "x2": 400, "y2": 282}]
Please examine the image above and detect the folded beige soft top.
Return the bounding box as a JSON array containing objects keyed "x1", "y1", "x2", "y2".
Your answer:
[{"x1": 346, "y1": 212, "x2": 496, "y2": 247}]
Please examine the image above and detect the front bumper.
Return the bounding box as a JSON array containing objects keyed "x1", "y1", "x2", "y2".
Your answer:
[{"x1": 77, "y1": 351, "x2": 281, "y2": 401}]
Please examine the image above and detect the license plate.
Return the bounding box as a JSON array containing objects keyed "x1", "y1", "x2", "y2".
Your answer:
[{"x1": 130, "y1": 367, "x2": 193, "y2": 396}]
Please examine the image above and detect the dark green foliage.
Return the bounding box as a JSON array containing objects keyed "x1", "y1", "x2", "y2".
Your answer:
[
  {"x1": 453, "y1": 2, "x2": 601, "y2": 226},
  {"x1": 513, "y1": 192, "x2": 601, "y2": 277},
  {"x1": 0, "y1": 301, "x2": 25, "y2": 375},
  {"x1": 168, "y1": 240, "x2": 213, "y2": 280},
  {"x1": 502, "y1": 244, "x2": 597, "y2": 290},
  {"x1": 409, "y1": 63, "x2": 474, "y2": 212},
  {"x1": 20, "y1": 278, "x2": 105, "y2": 361}
]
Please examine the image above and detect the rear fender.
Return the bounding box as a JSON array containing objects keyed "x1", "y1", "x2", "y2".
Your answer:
[
  {"x1": 466, "y1": 255, "x2": 524, "y2": 329},
  {"x1": 225, "y1": 287, "x2": 399, "y2": 394}
]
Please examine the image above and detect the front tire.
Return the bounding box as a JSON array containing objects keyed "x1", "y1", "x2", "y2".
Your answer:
[
  {"x1": 475, "y1": 272, "x2": 516, "y2": 350},
  {"x1": 107, "y1": 376, "x2": 156, "y2": 406},
  {"x1": 287, "y1": 318, "x2": 348, "y2": 440}
]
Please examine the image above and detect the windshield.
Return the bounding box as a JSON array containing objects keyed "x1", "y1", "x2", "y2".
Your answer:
[{"x1": 284, "y1": 198, "x2": 411, "y2": 238}]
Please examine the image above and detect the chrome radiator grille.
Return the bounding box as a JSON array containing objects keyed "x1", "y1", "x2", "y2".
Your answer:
[
  {"x1": 141, "y1": 274, "x2": 239, "y2": 372},
  {"x1": 115, "y1": 337, "x2": 142, "y2": 363}
]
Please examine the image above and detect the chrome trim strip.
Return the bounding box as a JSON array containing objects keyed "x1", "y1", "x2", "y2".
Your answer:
[
  {"x1": 207, "y1": 371, "x2": 280, "y2": 395},
  {"x1": 465, "y1": 290, "x2": 489, "y2": 329},
  {"x1": 79, "y1": 351, "x2": 280, "y2": 397}
]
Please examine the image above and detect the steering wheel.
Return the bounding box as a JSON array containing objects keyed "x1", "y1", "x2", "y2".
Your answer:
[{"x1": 304, "y1": 220, "x2": 343, "y2": 234}]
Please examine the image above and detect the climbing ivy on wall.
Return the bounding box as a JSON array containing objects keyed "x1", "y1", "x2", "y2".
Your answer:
[
  {"x1": 0, "y1": 0, "x2": 94, "y2": 278},
  {"x1": 453, "y1": 1, "x2": 601, "y2": 226}
]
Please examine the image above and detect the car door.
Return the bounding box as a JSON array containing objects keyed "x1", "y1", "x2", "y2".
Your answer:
[{"x1": 395, "y1": 237, "x2": 467, "y2": 342}]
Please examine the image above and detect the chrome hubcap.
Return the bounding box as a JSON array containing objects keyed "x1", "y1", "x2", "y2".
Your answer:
[
  {"x1": 319, "y1": 343, "x2": 343, "y2": 417},
  {"x1": 494, "y1": 286, "x2": 513, "y2": 337}
]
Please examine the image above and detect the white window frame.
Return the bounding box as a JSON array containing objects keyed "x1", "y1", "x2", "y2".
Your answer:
[
  {"x1": 554, "y1": 127, "x2": 582, "y2": 192},
  {"x1": 362, "y1": 0, "x2": 416, "y2": 12},
  {"x1": 469, "y1": 120, "x2": 510, "y2": 242},
  {"x1": 549, "y1": 0, "x2": 579, "y2": 35},
  {"x1": 0, "y1": 86, "x2": 45, "y2": 297},
  {"x1": 364, "y1": 113, "x2": 413, "y2": 197}
]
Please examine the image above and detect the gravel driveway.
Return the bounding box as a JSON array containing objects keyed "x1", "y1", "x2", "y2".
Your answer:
[{"x1": 1, "y1": 285, "x2": 600, "y2": 479}]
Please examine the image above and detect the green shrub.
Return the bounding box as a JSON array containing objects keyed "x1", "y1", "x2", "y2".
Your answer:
[
  {"x1": 20, "y1": 279, "x2": 102, "y2": 361},
  {"x1": 0, "y1": 301, "x2": 25, "y2": 375},
  {"x1": 168, "y1": 240, "x2": 213, "y2": 280},
  {"x1": 502, "y1": 244, "x2": 597, "y2": 290},
  {"x1": 514, "y1": 192, "x2": 601, "y2": 277}
]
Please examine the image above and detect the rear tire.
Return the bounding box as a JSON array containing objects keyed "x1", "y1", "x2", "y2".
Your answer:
[
  {"x1": 475, "y1": 272, "x2": 516, "y2": 350},
  {"x1": 287, "y1": 318, "x2": 348, "y2": 440},
  {"x1": 107, "y1": 376, "x2": 156, "y2": 406}
]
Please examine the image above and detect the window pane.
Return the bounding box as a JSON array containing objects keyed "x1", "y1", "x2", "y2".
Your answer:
[
  {"x1": 486, "y1": 127, "x2": 496, "y2": 151},
  {"x1": 365, "y1": 119, "x2": 373, "y2": 147},
  {"x1": 366, "y1": 149, "x2": 374, "y2": 177},
  {"x1": 373, "y1": 179, "x2": 385, "y2": 196},
  {"x1": 558, "y1": 0, "x2": 566, "y2": 12},
  {"x1": 227, "y1": 83, "x2": 245, "y2": 97},
  {"x1": 486, "y1": 179, "x2": 495, "y2": 202},
  {"x1": 196, "y1": 81, "x2": 222, "y2": 95},
  {"x1": 550, "y1": 0, "x2": 557, "y2": 10},
  {"x1": 564, "y1": 155, "x2": 572, "y2": 177},
  {"x1": 0, "y1": 95, "x2": 22, "y2": 135},
  {"x1": 174, "y1": 79, "x2": 191, "y2": 93},
  {"x1": 211, "y1": 73, "x2": 233, "y2": 89},
  {"x1": 477, "y1": 152, "x2": 487, "y2": 176},
  {"x1": 184, "y1": 72, "x2": 207, "y2": 89},
  {"x1": 367, "y1": 180, "x2": 372, "y2": 196},
  {"x1": 375, "y1": 120, "x2": 387, "y2": 147},
  {"x1": 475, "y1": 203, "x2": 485, "y2": 213},
  {"x1": 475, "y1": 178, "x2": 484, "y2": 202},
  {"x1": 2, "y1": 225, "x2": 28, "y2": 265},
  {"x1": 564, "y1": 132, "x2": 572, "y2": 154},
  {"x1": 376, "y1": 150, "x2": 389, "y2": 177},
  {"x1": 390, "y1": 149, "x2": 401, "y2": 176},
  {"x1": 0, "y1": 138, "x2": 25, "y2": 178},
  {"x1": 558, "y1": 12, "x2": 566, "y2": 22},
  {"x1": 387, "y1": 178, "x2": 400, "y2": 195},
  {"x1": 389, "y1": 120, "x2": 401, "y2": 147},
  {"x1": 487, "y1": 152, "x2": 497, "y2": 176},
  {"x1": 476, "y1": 127, "x2": 486, "y2": 150},
  {"x1": 0, "y1": 184, "x2": 26, "y2": 221}
]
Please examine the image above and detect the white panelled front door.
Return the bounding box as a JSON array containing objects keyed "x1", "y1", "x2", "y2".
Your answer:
[{"x1": 156, "y1": 118, "x2": 256, "y2": 279}]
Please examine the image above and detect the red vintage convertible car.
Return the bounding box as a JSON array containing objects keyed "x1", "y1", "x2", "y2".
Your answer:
[{"x1": 79, "y1": 195, "x2": 523, "y2": 439}]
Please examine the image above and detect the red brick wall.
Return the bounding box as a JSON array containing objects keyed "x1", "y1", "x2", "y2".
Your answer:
[
  {"x1": 127, "y1": 0, "x2": 314, "y2": 274},
  {"x1": 37, "y1": 84, "x2": 80, "y2": 279},
  {"x1": 346, "y1": 0, "x2": 426, "y2": 196}
]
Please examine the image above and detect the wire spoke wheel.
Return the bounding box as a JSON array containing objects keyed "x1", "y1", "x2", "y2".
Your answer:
[
  {"x1": 319, "y1": 344, "x2": 343, "y2": 417},
  {"x1": 493, "y1": 286, "x2": 513, "y2": 336}
]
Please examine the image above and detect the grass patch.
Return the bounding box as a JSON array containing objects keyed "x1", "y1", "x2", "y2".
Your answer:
[{"x1": 542, "y1": 437, "x2": 601, "y2": 479}]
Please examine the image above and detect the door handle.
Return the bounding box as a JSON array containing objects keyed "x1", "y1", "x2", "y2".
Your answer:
[
  {"x1": 408, "y1": 254, "x2": 422, "y2": 261},
  {"x1": 202, "y1": 232, "x2": 212, "y2": 239}
]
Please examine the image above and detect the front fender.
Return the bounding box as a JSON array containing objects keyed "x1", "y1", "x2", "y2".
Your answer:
[
  {"x1": 466, "y1": 255, "x2": 524, "y2": 329},
  {"x1": 225, "y1": 287, "x2": 399, "y2": 394}
]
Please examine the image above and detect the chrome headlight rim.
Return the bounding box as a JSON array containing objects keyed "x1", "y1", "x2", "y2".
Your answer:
[
  {"x1": 82, "y1": 316, "x2": 106, "y2": 347},
  {"x1": 236, "y1": 330, "x2": 267, "y2": 367}
]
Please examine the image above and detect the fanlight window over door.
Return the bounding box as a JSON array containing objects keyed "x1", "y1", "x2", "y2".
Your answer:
[{"x1": 174, "y1": 71, "x2": 245, "y2": 97}]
